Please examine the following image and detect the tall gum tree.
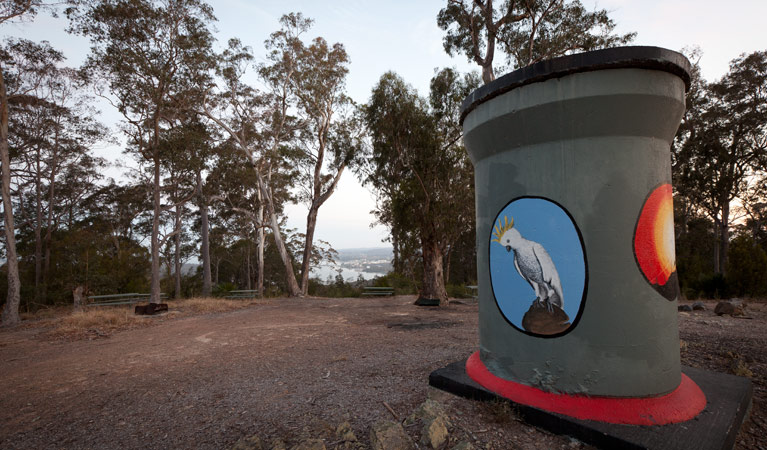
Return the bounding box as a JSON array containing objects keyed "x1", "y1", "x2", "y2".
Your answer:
[
  {"x1": 201, "y1": 31, "x2": 302, "y2": 297},
  {"x1": 0, "y1": 1, "x2": 46, "y2": 325},
  {"x1": 363, "y1": 69, "x2": 479, "y2": 306},
  {"x1": 68, "y1": 0, "x2": 217, "y2": 303},
  {"x1": 202, "y1": 14, "x2": 359, "y2": 297},
  {"x1": 437, "y1": 0, "x2": 635, "y2": 83},
  {"x1": 292, "y1": 35, "x2": 363, "y2": 296},
  {"x1": 674, "y1": 51, "x2": 767, "y2": 275},
  {"x1": 0, "y1": 34, "x2": 64, "y2": 325},
  {"x1": 9, "y1": 50, "x2": 107, "y2": 306}
]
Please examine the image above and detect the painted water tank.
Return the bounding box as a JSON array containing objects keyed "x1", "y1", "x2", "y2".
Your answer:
[{"x1": 462, "y1": 47, "x2": 694, "y2": 401}]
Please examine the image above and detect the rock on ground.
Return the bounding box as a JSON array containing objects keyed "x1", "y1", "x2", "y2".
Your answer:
[
  {"x1": 715, "y1": 301, "x2": 744, "y2": 316},
  {"x1": 370, "y1": 420, "x2": 413, "y2": 450}
]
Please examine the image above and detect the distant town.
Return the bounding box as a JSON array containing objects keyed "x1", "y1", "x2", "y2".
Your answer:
[{"x1": 313, "y1": 247, "x2": 393, "y2": 281}]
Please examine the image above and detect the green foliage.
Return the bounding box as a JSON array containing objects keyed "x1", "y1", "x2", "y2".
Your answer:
[
  {"x1": 437, "y1": 0, "x2": 634, "y2": 82},
  {"x1": 307, "y1": 276, "x2": 362, "y2": 298},
  {"x1": 361, "y1": 68, "x2": 478, "y2": 302},
  {"x1": 212, "y1": 282, "x2": 237, "y2": 297},
  {"x1": 372, "y1": 272, "x2": 417, "y2": 295},
  {"x1": 4, "y1": 220, "x2": 152, "y2": 311},
  {"x1": 727, "y1": 234, "x2": 767, "y2": 297},
  {"x1": 673, "y1": 50, "x2": 767, "y2": 274},
  {"x1": 695, "y1": 274, "x2": 731, "y2": 300},
  {"x1": 675, "y1": 216, "x2": 715, "y2": 298},
  {"x1": 446, "y1": 283, "x2": 475, "y2": 299}
]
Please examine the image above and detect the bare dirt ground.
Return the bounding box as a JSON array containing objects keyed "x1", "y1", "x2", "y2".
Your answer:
[{"x1": 0, "y1": 296, "x2": 763, "y2": 450}]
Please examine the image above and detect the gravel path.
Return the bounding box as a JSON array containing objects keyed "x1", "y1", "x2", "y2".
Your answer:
[{"x1": 0, "y1": 296, "x2": 762, "y2": 449}]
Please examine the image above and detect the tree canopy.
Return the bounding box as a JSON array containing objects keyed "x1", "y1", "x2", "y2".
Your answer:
[
  {"x1": 437, "y1": 0, "x2": 635, "y2": 83},
  {"x1": 362, "y1": 68, "x2": 479, "y2": 305}
]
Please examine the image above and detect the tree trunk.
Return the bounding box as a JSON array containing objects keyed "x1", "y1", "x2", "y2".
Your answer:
[
  {"x1": 245, "y1": 245, "x2": 251, "y2": 290},
  {"x1": 720, "y1": 201, "x2": 730, "y2": 277},
  {"x1": 713, "y1": 218, "x2": 721, "y2": 274},
  {"x1": 34, "y1": 149, "x2": 43, "y2": 303},
  {"x1": 444, "y1": 244, "x2": 452, "y2": 285},
  {"x1": 43, "y1": 120, "x2": 61, "y2": 302},
  {"x1": 0, "y1": 69, "x2": 21, "y2": 326},
  {"x1": 198, "y1": 173, "x2": 212, "y2": 297},
  {"x1": 174, "y1": 203, "x2": 182, "y2": 299},
  {"x1": 256, "y1": 171, "x2": 301, "y2": 297},
  {"x1": 256, "y1": 204, "x2": 264, "y2": 298},
  {"x1": 73, "y1": 285, "x2": 85, "y2": 313},
  {"x1": 481, "y1": 63, "x2": 495, "y2": 84},
  {"x1": 417, "y1": 234, "x2": 448, "y2": 306},
  {"x1": 300, "y1": 205, "x2": 319, "y2": 295},
  {"x1": 150, "y1": 152, "x2": 162, "y2": 304}
]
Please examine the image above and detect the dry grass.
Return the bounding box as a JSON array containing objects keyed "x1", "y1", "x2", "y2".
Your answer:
[
  {"x1": 46, "y1": 307, "x2": 144, "y2": 339},
  {"x1": 18, "y1": 297, "x2": 261, "y2": 340},
  {"x1": 20, "y1": 305, "x2": 76, "y2": 322},
  {"x1": 59, "y1": 308, "x2": 138, "y2": 327}
]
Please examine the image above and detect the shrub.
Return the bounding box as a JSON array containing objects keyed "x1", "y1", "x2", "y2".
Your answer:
[{"x1": 727, "y1": 235, "x2": 767, "y2": 297}]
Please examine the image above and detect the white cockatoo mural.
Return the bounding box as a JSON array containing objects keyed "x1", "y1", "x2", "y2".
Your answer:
[{"x1": 492, "y1": 216, "x2": 564, "y2": 312}]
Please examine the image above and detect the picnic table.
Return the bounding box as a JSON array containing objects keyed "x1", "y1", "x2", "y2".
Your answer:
[
  {"x1": 87, "y1": 293, "x2": 167, "y2": 307},
  {"x1": 362, "y1": 286, "x2": 395, "y2": 296},
  {"x1": 225, "y1": 290, "x2": 259, "y2": 299}
]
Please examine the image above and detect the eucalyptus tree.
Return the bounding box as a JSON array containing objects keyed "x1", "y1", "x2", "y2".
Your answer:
[
  {"x1": 291, "y1": 34, "x2": 364, "y2": 295},
  {"x1": 158, "y1": 119, "x2": 209, "y2": 298},
  {"x1": 205, "y1": 139, "x2": 295, "y2": 295},
  {"x1": 68, "y1": 0, "x2": 217, "y2": 303},
  {"x1": 0, "y1": 38, "x2": 68, "y2": 324},
  {"x1": 201, "y1": 31, "x2": 302, "y2": 296},
  {"x1": 0, "y1": 1, "x2": 62, "y2": 324},
  {"x1": 203, "y1": 13, "x2": 359, "y2": 298},
  {"x1": 674, "y1": 51, "x2": 767, "y2": 275},
  {"x1": 9, "y1": 56, "x2": 107, "y2": 305},
  {"x1": 363, "y1": 69, "x2": 479, "y2": 305},
  {"x1": 437, "y1": 0, "x2": 635, "y2": 83}
]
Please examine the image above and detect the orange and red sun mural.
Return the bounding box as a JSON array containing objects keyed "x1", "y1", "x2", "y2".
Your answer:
[{"x1": 633, "y1": 184, "x2": 679, "y2": 301}]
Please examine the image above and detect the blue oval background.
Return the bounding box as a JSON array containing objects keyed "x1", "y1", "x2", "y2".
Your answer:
[{"x1": 489, "y1": 197, "x2": 587, "y2": 334}]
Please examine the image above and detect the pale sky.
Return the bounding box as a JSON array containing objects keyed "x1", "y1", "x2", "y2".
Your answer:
[{"x1": 4, "y1": 0, "x2": 766, "y2": 249}]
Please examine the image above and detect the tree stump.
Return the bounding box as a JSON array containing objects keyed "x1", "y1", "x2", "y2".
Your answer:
[{"x1": 72, "y1": 286, "x2": 85, "y2": 312}]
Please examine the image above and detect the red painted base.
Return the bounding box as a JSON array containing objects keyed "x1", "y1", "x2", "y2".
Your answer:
[{"x1": 466, "y1": 351, "x2": 707, "y2": 425}]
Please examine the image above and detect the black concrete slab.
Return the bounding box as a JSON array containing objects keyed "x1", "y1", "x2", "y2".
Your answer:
[{"x1": 429, "y1": 359, "x2": 752, "y2": 450}]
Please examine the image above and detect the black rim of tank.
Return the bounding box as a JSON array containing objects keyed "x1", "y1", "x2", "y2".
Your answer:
[{"x1": 460, "y1": 46, "x2": 692, "y2": 125}]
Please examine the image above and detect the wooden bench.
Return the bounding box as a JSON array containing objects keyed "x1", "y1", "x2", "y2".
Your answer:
[
  {"x1": 467, "y1": 285, "x2": 478, "y2": 299},
  {"x1": 87, "y1": 293, "x2": 167, "y2": 307},
  {"x1": 362, "y1": 287, "x2": 395, "y2": 296},
  {"x1": 225, "y1": 290, "x2": 258, "y2": 299}
]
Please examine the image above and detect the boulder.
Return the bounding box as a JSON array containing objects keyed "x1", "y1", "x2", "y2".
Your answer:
[
  {"x1": 405, "y1": 399, "x2": 450, "y2": 427},
  {"x1": 370, "y1": 421, "x2": 413, "y2": 450},
  {"x1": 692, "y1": 301, "x2": 706, "y2": 311},
  {"x1": 678, "y1": 304, "x2": 693, "y2": 312},
  {"x1": 420, "y1": 415, "x2": 448, "y2": 449},
  {"x1": 715, "y1": 301, "x2": 744, "y2": 316}
]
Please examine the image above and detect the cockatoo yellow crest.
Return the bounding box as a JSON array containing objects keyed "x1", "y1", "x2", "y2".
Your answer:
[{"x1": 492, "y1": 216, "x2": 514, "y2": 243}]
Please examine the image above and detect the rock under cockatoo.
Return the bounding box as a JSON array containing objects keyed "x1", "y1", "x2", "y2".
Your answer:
[{"x1": 492, "y1": 216, "x2": 564, "y2": 312}]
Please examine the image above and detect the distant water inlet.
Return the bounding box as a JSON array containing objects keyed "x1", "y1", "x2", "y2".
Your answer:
[{"x1": 311, "y1": 265, "x2": 382, "y2": 282}]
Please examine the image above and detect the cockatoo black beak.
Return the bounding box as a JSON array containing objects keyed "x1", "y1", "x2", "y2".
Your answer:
[{"x1": 505, "y1": 245, "x2": 511, "y2": 253}]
